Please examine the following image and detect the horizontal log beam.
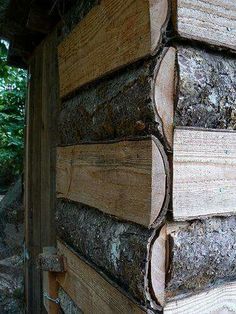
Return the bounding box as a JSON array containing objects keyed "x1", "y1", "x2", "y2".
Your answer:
[
  {"x1": 58, "y1": 0, "x2": 169, "y2": 97},
  {"x1": 56, "y1": 199, "x2": 166, "y2": 310},
  {"x1": 173, "y1": 128, "x2": 236, "y2": 221},
  {"x1": 58, "y1": 47, "x2": 176, "y2": 150},
  {"x1": 57, "y1": 137, "x2": 169, "y2": 227},
  {"x1": 175, "y1": 46, "x2": 236, "y2": 129},
  {"x1": 57, "y1": 241, "x2": 146, "y2": 314},
  {"x1": 166, "y1": 217, "x2": 236, "y2": 299},
  {"x1": 164, "y1": 281, "x2": 236, "y2": 314},
  {"x1": 173, "y1": 0, "x2": 236, "y2": 51}
]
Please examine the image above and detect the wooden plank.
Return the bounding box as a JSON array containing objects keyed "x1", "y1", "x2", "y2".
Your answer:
[
  {"x1": 42, "y1": 248, "x2": 60, "y2": 314},
  {"x1": 41, "y1": 29, "x2": 58, "y2": 249},
  {"x1": 58, "y1": 0, "x2": 169, "y2": 97},
  {"x1": 56, "y1": 241, "x2": 145, "y2": 314},
  {"x1": 24, "y1": 60, "x2": 34, "y2": 314},
  {"x1": 57, "y1": 137, "x2": 169, "y2": 227},
  {"x1": 164, "y1": 281, "x2": 236, "y2": 314},
  {"x1": 25, "y1": 45, "x2": 44, "y2": 313},
  {"x1": 25, "y1": 30, "x2": 59, "y2": 313},
  {"x1": 173, "y1": 0, "x2": 236, "y2": 51},
  {"x1": 173, "y1": 128, "x2": 236, "y2": 221}
]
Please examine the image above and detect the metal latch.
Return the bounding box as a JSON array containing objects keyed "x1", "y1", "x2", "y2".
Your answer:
[{"x1": 43, "y1": 292, "x2": 60, "y2": 304}]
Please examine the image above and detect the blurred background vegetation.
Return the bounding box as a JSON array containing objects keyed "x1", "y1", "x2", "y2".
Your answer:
[{"x1": 0, "y1": 41, "x2": 26, "y2": 193}]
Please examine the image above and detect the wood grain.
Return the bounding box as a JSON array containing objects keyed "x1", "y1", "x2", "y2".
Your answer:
[
  {"x1": 24, "y1": 30, "x2": 59, "y2": 313},
  {"x1": 164, "y1": 281, "x2": 236, "y2": 314},
  {"x1": 173, "y1": 0, "x2": 236, "y2": 51},
  {"x1": 42, "y1": 247, "x2": 59, "y2": 314},
  {"x1": 58, "y1": 0, "x2": 169, "y2": 97},
  {"x1": 154, "y1": 47, "x2": 176, "y2": 148},
  {"x1": 57, "y1": 138, "x2": 169, "y2": 227},
  {"x1": 56, "y1": 241, "x2": 145, "y2": 314},
  {"x1": 173, "y1": 128, "x2": 236, "y2": 221}
]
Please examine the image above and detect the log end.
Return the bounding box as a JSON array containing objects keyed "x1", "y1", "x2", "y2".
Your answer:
[
  {"x1": 150, "y1": 225, "x2": 167, "y2": 307},
  {"x1": 150, "y1": 138, "x2": 170, "y2": 227},
  {"x1": 154, "y1": 47, "x2": 176, "y2": 150},
  {"x1": 149, "y1": 0, "x2": 170, "y2": 54}
]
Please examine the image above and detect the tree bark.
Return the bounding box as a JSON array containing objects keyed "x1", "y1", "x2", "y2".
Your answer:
[
  {"x1": 175, "y1": 46, "x2": 236, "y2": 130},
  {"x1": 58, "y1": 287, "x2": 82, "y2": 314},
  {"x1": 58, "y1": 48, "x2": 176, "y2": 150},
  {"x1": 166, "y1": 217, "x2": 236, "y2": 300},
  {"x1": 56, "y1": 199, "x2": 166, "y2": 311}
]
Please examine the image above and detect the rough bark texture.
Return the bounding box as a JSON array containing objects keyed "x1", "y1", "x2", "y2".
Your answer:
[
  {"x1": 175, "y1": 46, "x2": 236, "y2": 130},
  {"x1": 58, "y1": 51, "x2": 169, "y2": 149},
  {"x1": 56, "y1": 199, "x2": 155, "y2": 307},
  {"x1": 59, "y1": 288, "x2": 82, "y2": 314},
  {"x1": 166, "y1": 217, "x2": 236, "y2": 300},
  {"x1": 38, "y1": 253, "x2": 65, "y2": 272}
]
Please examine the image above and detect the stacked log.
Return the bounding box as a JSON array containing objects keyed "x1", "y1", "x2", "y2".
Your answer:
[{"x1": 42, "y1": 0, "x2": 236, "y2": 313}]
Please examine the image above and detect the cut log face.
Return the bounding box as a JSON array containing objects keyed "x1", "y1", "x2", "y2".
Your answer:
[
  {"x1": 166, "y1": 218, "x2": 236, "y2": 299},
  {"x1": 56, "y1": 199, "x2": 166, "y2": 310},
  {"x1": 57, "y1": 137, "x2": 169, "y2": 227},
  {"x1": 164, "y1": 281, "x2": 236, "y2": 314},
  {"x1": 154, "y1": 47, "x2": 176, "y2": 148},
  {"x1": 58, "y1": 0, "x2": 169, "y2": 97},
  {"x1": 173, "y1": 128, "x2": 236, "y2": 221},
  {"x1": 58, "y1": 47, "x2": 176, "y2": 150},
  {"x1": 173, "y1": 0, "x2": 236, "y2": 51},
  {"x1": 175, "y1": 46, "x2": 236, "y2": 130},
  {"x1": 57, "y1": 241, "x2": 146, "y2": 314}
]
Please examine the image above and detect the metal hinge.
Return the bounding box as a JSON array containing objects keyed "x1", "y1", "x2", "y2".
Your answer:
[{"x1": 43, "y1": 292, "x2": 60, "y2": 304}]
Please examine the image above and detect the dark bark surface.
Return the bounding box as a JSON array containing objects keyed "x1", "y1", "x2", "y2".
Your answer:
[
  {"x1": 175, "y1": 46, "x2": 236, "y2": 130},
  {"x1": 166, "y1": 217, "x2": 236, "y2": 299},
  {"x1": 56, "y1": 199, "x2": 156, "y2": 307},
  {"x1": 58, "y1": 52, "x2": 169, "y2": 149},
  {"x1": 59, "y1": 288, "x2": 82, "y2": 314}
]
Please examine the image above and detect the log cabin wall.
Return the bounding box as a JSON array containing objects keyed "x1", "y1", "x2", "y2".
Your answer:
[{"x1": 25, "y1": 0, "x2": 236, "y2": 313}]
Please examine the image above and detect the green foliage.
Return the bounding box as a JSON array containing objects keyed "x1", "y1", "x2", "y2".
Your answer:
[{"x1": 0, "y1": 41, "x2": 26, "y2": 189}]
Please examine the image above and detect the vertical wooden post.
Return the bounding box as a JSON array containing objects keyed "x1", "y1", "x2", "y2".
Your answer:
[{"x1": 24, "y1": 29, "x2": 59, "y2": 313}]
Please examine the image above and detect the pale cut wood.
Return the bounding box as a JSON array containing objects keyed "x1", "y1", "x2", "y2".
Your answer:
[
  {"x1": 173, "y1": 0, "x2": 236, "y2": 51},
  {"x1": 58, "y1": 0, "x2": 169, "y2": 97},
  {"x1": 149, "y1": 225, "x2": 167, "y2": 307},
  {"x1": 154, "y1": 47, "x2": 176, "y2": 148},
  {"x1": 57, "y1": 137, "x2": 169, "y2": 227},
  {"x1": 173, "y1": 128, "x2": 236, "y2": 221},
  {"x1": 56, "y1": 241, "x2": 146, "y2": 314},
  {"x1": 164, "y1": 281, "x2": 236, "y2": 314}
]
